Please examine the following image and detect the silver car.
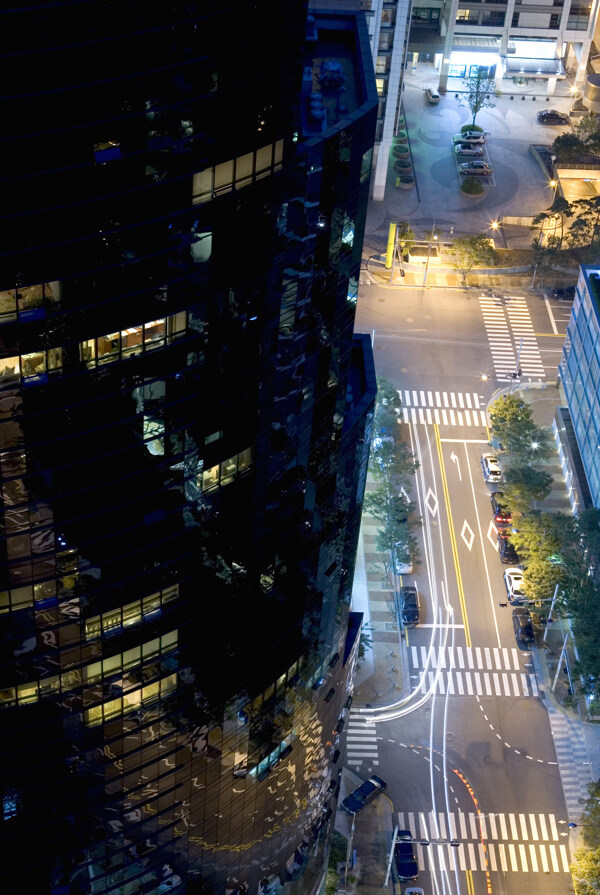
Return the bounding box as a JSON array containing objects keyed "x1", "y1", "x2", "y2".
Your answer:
[
  {"x1": 459, "y1": 161, "x2": 493, "y2": 176},
  {"x1": 481, "y1": 453, "x2": 502, "y2": 482},
  {"x1": 454, "y1": 143, "x2": 483, "y2": 157},
  {"x1": 452, "y1": 131, "x2": 486, "y2": 145}
]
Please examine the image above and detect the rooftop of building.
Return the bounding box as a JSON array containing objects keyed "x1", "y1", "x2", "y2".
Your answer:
[
  {"x1": 582, "y1": 265, "x2": 600, "y2": 314},
  {"x1": 300, "y1": 9, "x2": 377, "y2": 141}
]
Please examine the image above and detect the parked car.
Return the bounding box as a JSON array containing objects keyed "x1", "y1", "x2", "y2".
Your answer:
[
  {"x1": 425, "y1": 87, "x2": 440, "y2": 104},
  {"x1": 394, "y1": 539, "x2": 413, "y2": 575},
  {"x1": 452, "y1": 131, "x2": 486, "y2": 145},
  {"x1": 400, "y1": 585, "x2": 420, "y2": 627},
  {"x1": 481, "y1": 453, "x2": 503, "y2": 483},
  {"x1": 491, "y1": 491, "x2": 511, "y2": 525},
  {"x1": 497, "y1": 531, "x2": 520, "y2": 564},
  {"x1": 341, "y1": 775, "x2": 387, "y2": 814},
  {"x1": 553, "y1": 286, "x2": 575, "y2": 301},
  {"x1": 504, "y1": 567, "x2": 525, "y2": 604},
  {"x1": 459, "y1": 160, "x2": 493, "y2": 176},
  {"x1": 454, "y1": 143, "x2": 484, "y2": 157},
  {"x1": 537, "y1": 109, "x2": 570, "y2": 125},
  {"x1": 394, "y1": 831, "x2": 419, "y2": 882},
  {"x1": 512, "y1": 607, "x2": 534, "y2": 646}
]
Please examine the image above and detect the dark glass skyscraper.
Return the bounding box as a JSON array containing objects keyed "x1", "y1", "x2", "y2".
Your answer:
[{"x1": 0, "y1": 4, "x2": 376, "y2": 894}]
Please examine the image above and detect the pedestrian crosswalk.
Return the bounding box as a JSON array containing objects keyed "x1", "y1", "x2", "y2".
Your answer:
[
  {"x1": 397, "y1": 811, "x2": 571, "y2": 874},
  {"x1": 346, "y1": 708, "x2": 379, "y2": 767},
  {"x1": 409, "y1": 645, "x2": 539, "y2": 698},
  {"x1": 398, "y1": 389, "x2": 488, "y2": 428},
  {"x1": 480, "y1": 296, "x2": 546, "y2": 381}
]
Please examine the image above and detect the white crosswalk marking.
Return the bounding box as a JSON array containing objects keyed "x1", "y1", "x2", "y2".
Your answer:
[
  {"x1": 407, "y1": 644, "x2": 539, "y2": 698},
  {"x1": 346, "y1": 709, "x2": 379, "y2": 765},
  {"x1": 529, "y1": 844, "x2": 538, "y2": 872},
  {"x1": 398, "y1": 389, "x2": 487, "y2": 426},
  {"x1": 480, "y1": 296, "x2": 546, "y2": 381}
]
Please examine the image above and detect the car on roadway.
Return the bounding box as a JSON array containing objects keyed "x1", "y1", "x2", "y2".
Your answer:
[
  {"x1": 454, "y1": 143, "x2": 484, "y2": 157},
  {"x1": 340, "y1": 774, "x2": 387, "y2": 814},
  {"x1": 426, "y1": 87, "x2": 440, "y2": 104},
  {"x1": 537, "y1": 109, "x2": 570, "y2": 125},
  {"x1": 512, "y1": 607, "x2": 534, "y2": 646},
  {"x1": 491, "y1": 491, "x2": 511, "y2": 525},
  {"x1": 452, "y1": 131, "x2": 486, "y2": 145},
  {"x1": 400, "y1": 585, "x2": 420, "y2": 627},
  {"x1": 497, "y1": 531, "x2": 520, "y2": 564},
  {"x1": 459, "y1": 160, "x2": 493, "y2": 176},
  {"x1": 405, "y1": 890, "x2": 424, "y2": 895},
  {"x1": 553, "y1": 286, "x2": 576, "y2": 301},
  {"x1": 481, "y1": 453, "x2": 503, "y2": 483},
  {"x1": 394, "y1": 830, "x2": 419, "y2": 881},
  {"x1": 394, "y1": 539, "x2": 413, "y2": 575},
  {"x1": 504, "y1": 567, "x2": 525, "y2": 604}
]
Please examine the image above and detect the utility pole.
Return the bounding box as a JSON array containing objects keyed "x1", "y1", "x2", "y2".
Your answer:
[{"x1": 543, "y1": 583, "x2": 560, "y2": 643}]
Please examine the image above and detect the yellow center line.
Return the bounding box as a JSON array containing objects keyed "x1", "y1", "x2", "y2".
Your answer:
[
  {"x1": 434, "y1": 423, "x2": 471, "y2": 647},
  {"x1": 533, "y1": 332, "x2": 566, "y2": 337},
  {"x1": 466, "y1": 868, "x2": 475, "y2": 895}
]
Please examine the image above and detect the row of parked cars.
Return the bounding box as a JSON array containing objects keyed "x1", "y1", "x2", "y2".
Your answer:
[
  {"x1": 481, "y1": 453, "x2": 534, "y2": 646},
  {"x1": 452, "y1": 130, "x2": 493, "y2": 177}
]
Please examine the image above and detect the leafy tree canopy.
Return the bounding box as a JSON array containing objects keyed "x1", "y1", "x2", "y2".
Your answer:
[
  {"x1": 503, "y1": 465, "x2": 553, "y2": 516},
  {"x1": 510, "y1": 510, "x2": 577, "y2": 566},
  {"x1": 448, "y1": 234, "x2": 496, "y2": 286},
  {"x1": 396, "y1": 221, "x2": 416, "y2": 257},
  {"x1": 581, "y1": 780, "x2": 600, "y2": 849},
  {"x1": 571, "y1": 846, "x2": 600, "y2": 895},
  {"x1": 489, "y1": 394, "x2": 551, "y2": 464},
  {"x1": 553, "y1": 132, "x2": 588, "y2": 162},
  {"x1": 457, "y1": 68, "x2": 495, "y2": 127}
]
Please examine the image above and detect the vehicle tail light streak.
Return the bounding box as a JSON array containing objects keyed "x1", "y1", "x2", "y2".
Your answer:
[{"x1": 452, "y1": 768, "x2": 493, "y2": 895}]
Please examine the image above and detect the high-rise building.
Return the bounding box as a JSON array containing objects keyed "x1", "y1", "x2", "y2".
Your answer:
[
  {"x1": 362, "y1": 0, "x2": 600, "y2": 198},
  {"x1": 0, "y1": 5, "x2": 377, "y2": 894},
  {"x1": 559, "y1": 266, "x2": 600, "y2": 511}
]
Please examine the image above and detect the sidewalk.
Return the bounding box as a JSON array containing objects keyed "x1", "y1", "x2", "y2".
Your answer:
[{"x1": 345, "y1": 379, "x2": 600, "y2": 882}]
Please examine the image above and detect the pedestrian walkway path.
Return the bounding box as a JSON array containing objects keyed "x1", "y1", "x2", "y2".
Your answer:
[
  {"x1": 409, "y1": 644, "x2": 539, "y2": 698},
  {"x1": 480, "y1": 295, "x2": 546, "y2": 381},
  {"x1": 546, "y1": 699, "x2": 595, "y2": 820},
  {"x1": 345, "y1": 708, "x2": 379, "y2": 768},
  {"x1": 397, "y1": 810, "x2": 571, "y2": 874},
  {"x1": 398, "y1": 389, "x2": 488, "y2": 428}
]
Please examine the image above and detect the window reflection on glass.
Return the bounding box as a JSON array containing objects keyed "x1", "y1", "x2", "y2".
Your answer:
[
  {"x1": 22, "y1": 352, "x2": 46, "y2": 378},
  {"x1": 220, "y1": 455, "x2": 237, "y2": 484},
  {"x1": 97, "y1": 333, "x2": 120, "y2": 361},
  {"x1": 0, "y1": 291, "x2": 17, "y2": 318},
  {"x1": 0, "y1": 357, "x2": 19, "y2": 379},
  {"x1": 47, "y1": 348, "x2": 63, "y2": 371},
  {"x1": 203, "y1": 464, "x2": 220, "y2": 491},
  {"x1": 144, "y1": 319, "x2": 166, "y2": 346},
  {"x1": 238, "y1": 447, "x2": 253, "y2": 471}
]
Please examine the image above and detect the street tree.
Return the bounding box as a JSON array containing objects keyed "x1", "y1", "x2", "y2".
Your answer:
[
  {"x1": 502, "y1": 466, "x2": 553, "y2": 516},
  {"x1": 522, "y1": 554, "x2": 568, "y2": 604},
  {"x1": 530, "y1": 234, "x2": 562, "y2": 284},
  {"x1": 373, "y1": 376, "x2": 402, "y2": 435},
  {"x1": 571, "y1": 196, "x2": 600, "y2": 248},
  {"x1": 489, "y1": 394, "x2": 551, "y2": 464},
  {"x1": 564, "y1": 579, "x2": 600, "y2": 700},
  {"x1": 571, "y1": 846, "x2": 600, "y2": 895},
  {"x1": 396, "y1": 221, "x2": 416, "y2": 259},
  {"x1": 577, "y1": 508, "x2": 600, "y2": 579},
  {"x1": 581, "y1": 779, "x2": 600, "y2": 848},
  {"x1": 575, "y1": 114, "x2": 600, "y2": 153},
  {"x1": 457, "y1": 68, "x2": 495, "y2": 127},
  {"x1": 533, "y1": 197, "x2": 574, "y2": 249},
  {"x1": 510, "y1": 510, "x2": 578, "y2": 567},
  {"x1": 447, "y1": 233, "x2": 496, "y2": 287}
]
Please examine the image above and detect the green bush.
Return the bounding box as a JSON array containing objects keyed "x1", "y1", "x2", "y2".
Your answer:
[
  {"x1": 460, "y1": 177, "x2": 484, "y2": 195},
  {"x1": 461, "y1": 123, "x2": 483, "y2": 133},
  {"x1": 329, "y1": 831, "x2": 347, "y2": 866}
]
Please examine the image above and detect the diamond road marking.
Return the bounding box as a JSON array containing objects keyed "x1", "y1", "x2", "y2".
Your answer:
[
  {"x1": 426, "y1": 488, "x2": 439, "y2": 517},
  {"x1": 461, "y1": 521, "x2": 474, "y2": 550},
  {"x1": 487, "y1": 520, "x2": 499, "y2": 548}
]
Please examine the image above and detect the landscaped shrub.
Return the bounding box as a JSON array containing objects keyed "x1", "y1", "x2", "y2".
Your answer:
[
  {"x1": 460, "y1": 176, "x2": 484, "y2": 195},
  {"x1": 461, "y1": 123, "x2": 483, "y2": 133}
]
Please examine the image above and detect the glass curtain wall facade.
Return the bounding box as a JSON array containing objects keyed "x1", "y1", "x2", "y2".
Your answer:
[
  {"x1": 0, "y1": 4, "x2": 377, "y2": 895},
  {"x1": 560, "y1": 266, "x2": 600, "y2": 508}
]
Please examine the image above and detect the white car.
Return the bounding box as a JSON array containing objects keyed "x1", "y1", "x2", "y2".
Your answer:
[
  {"x1": 426, "y1": 87, "x2": 440, "y2": 104},
  {"x1": 459, "y1": 160, "x2": 493, "y2": 176},
  {"x1": 504, "y1": 567, "x2": 525, "y2": 604},
  {"x1": 481, "y1": 453, "x2": 502, "y2": 483},
  {"x1": 454, "y1": 143, "x2": 484, "y2": 157},
  {"x1": 452, "y1": 131, "x2": 486, "y2": 145}
]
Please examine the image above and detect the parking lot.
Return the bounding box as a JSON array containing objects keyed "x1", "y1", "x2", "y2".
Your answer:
[{"x1": 367, "y1": 63, "x2": 575, "y2": 241}]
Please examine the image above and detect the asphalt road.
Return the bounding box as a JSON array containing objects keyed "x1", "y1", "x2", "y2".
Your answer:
[{"x1": 353, "y1": 281, "x2": 574, "y2": 895}]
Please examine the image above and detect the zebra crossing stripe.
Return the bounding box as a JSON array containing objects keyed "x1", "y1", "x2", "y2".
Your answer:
[{"x1": 549, "y1": 815, "x2": 559, "y2": 840}]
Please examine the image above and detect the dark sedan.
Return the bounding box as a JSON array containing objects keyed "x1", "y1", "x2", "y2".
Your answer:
[
  {"x1": 537, "y1": 109, "x2": 570, "y2": 125},
  {"x1": 394, "y1": 831, "x2": 419, "y2": 881},
  {"x1": 340, "y1": 774, "x2": 387, "y2": 814},
  {"x1": 497, "y1": 531, "x2": 520, "y2": 564},
  {"x1": 513, "y1": 607, "x2": 534, "y2": 646},
  {"x1": 400, "y1": 585, "x2": 420, "y2": 627}
]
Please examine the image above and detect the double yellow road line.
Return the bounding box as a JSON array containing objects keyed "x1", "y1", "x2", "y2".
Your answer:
[{"x1": 433, "y1": 423, "x2": 471, "y2": 647}]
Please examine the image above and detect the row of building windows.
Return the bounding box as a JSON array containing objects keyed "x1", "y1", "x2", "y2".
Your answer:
[
  {"x1": 85, "y1": 585, "x2": 180, "y2": 640},
  {"x1": 0, "y1": 313, "x2": 188, "y2": 384},
  {"x1": 193, "y1": 140, "x2": 284, "y2": 204},
  {"x1": 85, "y1": 672, "x2": 178, "y2": 726},
  {"x1": 0, "y1": 282, "x2": 60, "y2": 321},
  {"x1": 0, "y1": 630, "x2": 177, "y2": 709}
]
